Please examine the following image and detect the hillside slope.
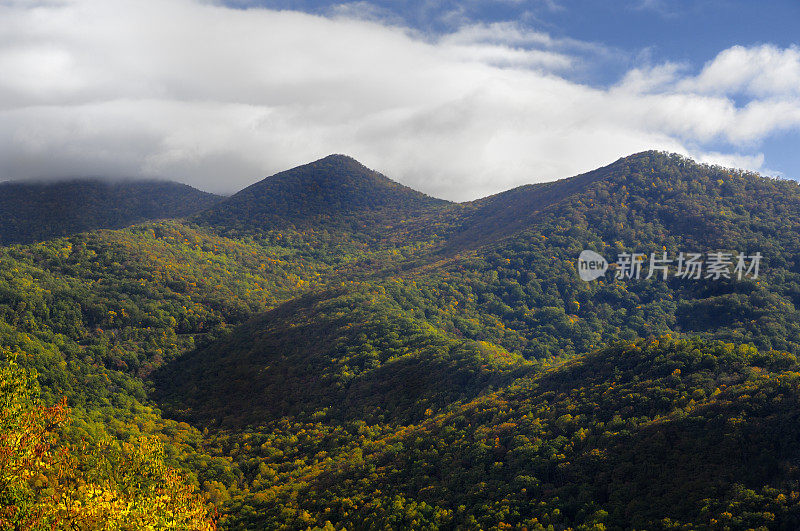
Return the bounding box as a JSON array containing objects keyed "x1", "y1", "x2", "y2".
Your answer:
[
  {"x1": 195, "y1": 154, "x2": 451, "y2": 238},
  {"x1": 443, "y1": 160, "x2": 614, "y2": 252},
  {"x1": 0, "y1": 179, "x2": 221, "y2": 245},
  {"x1": 215, "y1": 336, "x2": 800, "y2": 530},
  {"x1": 443, "y1": 150, "x2": 800, "y2": 254},
  {"x1": 406, "y1": 151, "x2": 800, "y2": 361},
  {"x1": 154, "y1": 285, "x2": 531, "y2": 428}
]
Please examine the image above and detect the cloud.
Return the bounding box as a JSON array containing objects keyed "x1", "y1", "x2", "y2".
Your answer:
[
  {"x1": 0, "y1": 0, "x2": 798, "y2": 201},
  {"x1": 695, "y1": 151, "x2": 765, "y2": 172},
  {"x1": 630, "y1": 0, "x2": 678, "y2": 16},
  {"x1": 328, "y1": 1, "x2": 402, "y2": 24},
  {"x1": 679, "y1": 44, "x2": 800, "y2": 98}
]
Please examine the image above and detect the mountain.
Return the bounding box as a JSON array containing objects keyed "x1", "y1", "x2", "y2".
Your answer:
[
  {"x1": 195, "y1": 154, "x2": 451, "y2": 237},
  {"x1": 4, "y1": 150, "x2": 800, "y2": 529},
  {"x1": 444, "y1": 150, "x2": 800, "y2": 254},
  {"x1": 416, "y1": 152, "x2": 800, "y2": 360},
  {"x1": 0, "y1": 179, "x2": 221, "y2": 245}
]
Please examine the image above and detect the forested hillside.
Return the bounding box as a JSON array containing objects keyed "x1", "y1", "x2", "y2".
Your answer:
[
  {"x1": 195, "y1": 154, "x2": 452, "y2": 241},
  {"x1": 155, "y1": 285, "x2": 532, "y2": 427},
  {"x1": 0, "y1": 179, "x2": 221, "y2": 245},
  {"x1": 2, "y1": 151, "x2": 800, "y2": 529},
  {"x1": 215, "y1": 337, "x2": 800, "y2": 529}
]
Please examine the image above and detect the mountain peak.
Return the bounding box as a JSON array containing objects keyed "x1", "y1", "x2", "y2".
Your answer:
[
  {"x1": 282, "y1": 154, "x2": 383, "y2": 184},
  {"x1": 195, "y1": 155, "x2": 448, "y2": 232},
  {"x1": 314, "y1": 153, "x2": 361, "y2": 165}
]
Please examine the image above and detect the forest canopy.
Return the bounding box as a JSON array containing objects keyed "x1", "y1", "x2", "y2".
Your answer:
[{"x1": 2, "y1": 151, "x2": 800, "y2": 529}]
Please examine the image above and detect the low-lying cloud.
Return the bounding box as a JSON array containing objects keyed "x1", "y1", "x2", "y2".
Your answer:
[{"x1": 1, "y1": 0, "x2": 799, "y2": 200}]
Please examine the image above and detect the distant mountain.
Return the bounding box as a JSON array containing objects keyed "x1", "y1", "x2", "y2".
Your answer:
[
  {"x1": 195, "y1": 154, "x2": 450, "y2": 236},
  {"x1": 0, "y1": 179, "x2": 221, "y2": 245}
]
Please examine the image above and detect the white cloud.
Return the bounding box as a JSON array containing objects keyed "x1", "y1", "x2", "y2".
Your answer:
[
  {"x1": 695, "y1": 151, "x2": 765, "y2": 173},
  {"x1": 328, "y1": 2, "x2": 403, "y2": 24},
  {"x1": 0, "y1": 0, "x2": 798, "y2": 200},
  {"x1": 680, "y1": 44, "x2": 800, "y2": 98}
]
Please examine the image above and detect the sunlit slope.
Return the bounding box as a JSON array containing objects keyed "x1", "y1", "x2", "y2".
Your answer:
[
  {"x1": 154, "y1": 284, "x2": 532, "y2": 428},
  {"x1": 217, "y1": 337, "x2": 800, "y2": 530},
  {"x1": 407, "y1": 151, "x2": 800, "y2": 361}
]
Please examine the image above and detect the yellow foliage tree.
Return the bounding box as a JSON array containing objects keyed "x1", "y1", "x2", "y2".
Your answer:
[{"x1": 0, "y1": 353, "x2": 216, "y2": 530}]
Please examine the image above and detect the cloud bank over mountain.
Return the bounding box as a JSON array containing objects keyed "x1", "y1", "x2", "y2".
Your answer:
[{"x1": 1, "y1": 0, "x2": 799, "y2": 200}]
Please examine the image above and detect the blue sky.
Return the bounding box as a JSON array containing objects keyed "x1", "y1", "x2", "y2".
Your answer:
[
  {"x1": 1, "y1": 0, "x2": 799, "y2": 200},
  {"x1": 230, "y1": 1, "x2": 799, "y2": 61},
  {"x1": 227, "y1": 0, "x2": 800, "y2": 79}
]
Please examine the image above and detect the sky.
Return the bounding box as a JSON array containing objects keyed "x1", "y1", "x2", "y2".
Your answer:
[{"x1": 1, "y1": 0, "x2": 799, "y2": 201}]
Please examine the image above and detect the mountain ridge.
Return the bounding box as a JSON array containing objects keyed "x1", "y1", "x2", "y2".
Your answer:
[
  {"x1": 5, "y1": 150, "x2": 795, "y2": 252},
  {"x1": 0, "y1": 178, "x2": 221, "y2": 245},
  {"x1": 443, "y1": 150, "x2": 799, "y2": 253},
  {"x1": 5, "y1": 150, "x2": 800, "y2": 528}
]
